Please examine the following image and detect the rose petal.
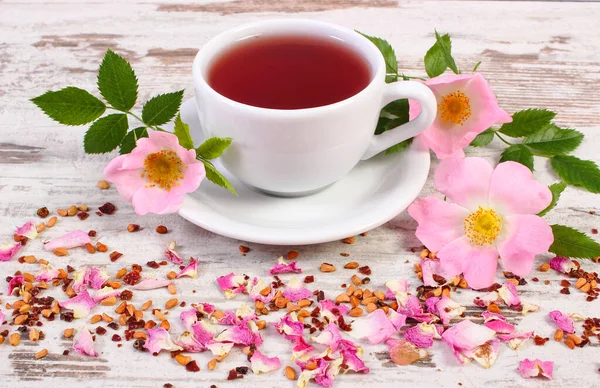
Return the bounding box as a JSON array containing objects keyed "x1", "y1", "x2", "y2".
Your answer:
[
  {"x1": 398, "y1": 295, "x2": 436, "y2": 323},
  {"x1": 320, "y1": 299, "x2": 350, "y2": 322},
  {"x1": 73, "y1": 326, "x2": 98, "y2": 357},
  {"x1": 191, "y1": 320, "x2": 216, "y2": 346},
  {"x1": 87, "y1": 268, "x2": 109, "y2": 289},
  {"x1": 44, "y1": 230, "x2": 90, "y2": 251},
  {"x1": 176, "y1": 258, "x2": 198, "y2": 278},
  {"x1": 521, "y1": 302, "x2": 540, "y2": 316},
  {"x1": 8, "y1": 275, "x2": 23, "y2": 296},
  {"x1": 497, "y1": 331, "x2": 534, "y2": 350},
  {"x1": 339, "y1": 341, "x2": 369, "y2": 373},
  {"x1": 349, "y1": 309, "x2": 397, "y2": 344},
  {"x1": 387, "y1": 309, "x2": 407, "y2": 331},
  {"x1": 144, "y1": 327, "x2": 183, "y2": 354},
  {"x1": 235, "y1": 303, "x2": 256, "y2": 322},
  {"x1": 92, "y1": 286, "x2": 120, "y2": 303},
  {"x1": 498, "y1": 281, "x2": 521, "y2": 307},
  {"x1": 442, "y1": 320, "x2": 497, "y2": 367},
  {"x1": 273, "y1": 313, "x2": 305, "y2": 340},
  {"x1": 180, "y1": 309, "x2": 199, "y2": 330},
  {"x1": 549, "y1": 257, "x2": 577, "y2": 274},
  {"x1": 384, "y1": 279, "x2": 410, "y2": 306},
  {"x1": 250, "y1": 349, "x2": 281, "y2": 374},
  {"x1": 35, "y1": 263, "x2": 60, "y2": 282},
  {"x1": 0, "y1": 242, "x2": 22, "y2": 262},
  {"x1": 282, "y1": 277, "x2": 312, "y2": 302},
  {"x1": 518, "y1": 358, "x2": 554, "y2": 379},
  {"x1": 433, "y1": 295, "x2": 466, "y2": 324},
  {"x1": 16, "y1": 221, "x2": 38, "y2": 240},
  {"x1": 206, "y1": 341, "x2": 234, "y2": 357},
  {"x1": 311, "y1": 323, "x2": 343, "y2": 351},
  {"x1": 482, "y1": 311, "x2": 515, "y2": 334},
  {"x1": 473, "y1": 291, "x2": 500, "y2": 308},
  {"x1": 71, "y1": 269, "x2": 88, "y2": 292},
  {"x1": 132, "y1": 277, "x2": 172, "y2": 290},
  {"x1": 211, "y1": 310, "x2": 238, "y2": 326},
  {"x1": 434, "y1": 156, "x2": 494, "y2": 210},
  {"x1": 269, "y1": 256, "x2": 302, "y2": 275},
  {"x1": 216, "y1": 272, "x2": 247, "y2": 299},
  {"x1": 404, "y1": 322, "x2": 441, "y2": 348},
  {"x1": 214, "y1": 322, "x2": 254, "y2": 345},
  {"x1": 164, "y1": 240, "x2": 184, "y2": 264},
  {"x1": 59, "y1": 290, "x2": 96, "y2": 318},
  {"x1": 248, "y1": 277, "x2": 276, "y2": 303},
  {"x1": 548, "y1": 310, "x2": 575, "y2": 334},
  {"x1": 175, "y1": 331, "x2": 204, "y2": 352},
  {"x1": 420, "y1": 257, "x2": 445, "y2": 287},
  {"x1": 386, "y1": 338, "x2": 428, "y2": 366}
]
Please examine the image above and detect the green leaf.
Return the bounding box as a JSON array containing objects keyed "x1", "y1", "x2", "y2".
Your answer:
[
  {"x1": 385, "y1": 138, "x2": 413, "y2": 155},
  {"x1": 97, "y1": 49, "x2": 138, "y2": 111},
  {"x1": 83, "y1": 114, "x2": 129, "y2": 154},
  {"x1": 499, "y1": 144, "x2": 534, "y2": 171},
  {"x1": 424, "y1": 31, "x2": 459, "y2": 77},
  {"x1": 549, "y1": 224, "x2": 600, "y2": 259},
  {"x1": 522, "y1": 124, "x2": 584, "y2": 156},
  {"x1": 173, "y1": 114, "x2": 194, "y2": 150},
  {"x1": 551, "y1": 155, "x2": 600, "y2": 193},
  {"x1": 538, "y1": 181, "x2": 567, "y2": 217},
  {"x1": 356, "y1": 31, "x2": 398, "y2": 82},
  {"x1": 141, "y1": 90, "x2": 184, "y2": 126},
  {"x1": 498, "y1": 109, "x2": 556, "y2": 137},
  {"x1": 196, "y1": 137, "x2": 232, "y2": 160},
  {"x1": 31, "y1": 87, "x2": 106, "y2": 125},
  {"x1": 119, "y1": 126, "x2": 148, "y2": 154},
  {"x1": 376, "y1": 99, "x2": 409, "y2": 135},
  {"x1": 473, "y1": 61, "x2": 482, "y2": 72},
  {"x1": 469, "y1": 128, "x2": 495, "y2": 147},
  {"x1": 203, "y1": 161, "x2": 237, "y2": 195}
]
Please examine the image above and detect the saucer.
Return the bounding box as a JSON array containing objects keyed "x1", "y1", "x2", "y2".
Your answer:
[{"x1": 176, "y1": 99, "x2": 430, "y2": 245}]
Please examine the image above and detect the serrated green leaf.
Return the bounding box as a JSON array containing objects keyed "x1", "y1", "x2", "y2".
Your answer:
[
  {"x1": 538, "y1": 181, "x2": 567, "y2": 217},
  {"x1": 203, "y1": 161, "x2": 237, "y2": 195},
  {"x1": 469, "y1": 128, "x2": 495, "y2": 147},
  {"x1": 376, "y1": 99, "x2": 409, "y2": 135},
  {"x1": 119, "y1": 126, "x2": 148, "y2": 154},
  {"x1": 385, "y1": 138, "x2": 413, "y2": 155},
  {"x1": 499, "y1": 144, "x2": 534, "y2": 171},
  {"x1": 498, "y1": 109, "x2": 556, "y2": 137},
  {"x1": 97, "y1": 49, "x2": 138, "y2": 111},
  {"x1": 549, "y1": 224, "x2": 600, "y2": 259},
  {"x1": 141, "y1": 90, "x2": 184, "y2": 126},
  {"x1": 473, "y1": 61, "x2": 482, "y2": 72},
  {"x1": 424, "y1": 31, "x2": 459, "y2": 77},
  {"x1": 196, "y1": 137, "x2": 232, "y2": 160},
  {"x1": 31, "y1": 87, "x2": 106, "y2": 125},
  {"x1": 356, "y1": 31, "x2": 398, "y2": 83},
  {"x1": 173, "y1": 114, "x2": 194, "y2": 150},
  {"x1": 551, "y1": 155, "x2": 600, "y2": 193},
  {"x1": 522, "y1": 124, "x2": 583, "y2": 156},
  {"x1": 83, "y1": 114, "x2": 128, "y2": 154}
]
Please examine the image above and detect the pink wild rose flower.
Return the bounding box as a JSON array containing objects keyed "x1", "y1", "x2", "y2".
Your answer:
[
  {"x1": 410, "y1": 73, "x2": 511, "y2": 159},
  {"x1": 103, "y1": 131, "x2": 205, "y2": 215},
  {"x1": 408, "y1": 156, "x2": 553, "y2": 289}
]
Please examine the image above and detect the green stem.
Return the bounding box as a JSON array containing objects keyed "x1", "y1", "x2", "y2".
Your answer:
[
  {"x1": 494, "y1": 132, "x2": 513, "y2": 146},
  {"x1": 399, "y1": 73, "x2": 427, "y2": 81}
]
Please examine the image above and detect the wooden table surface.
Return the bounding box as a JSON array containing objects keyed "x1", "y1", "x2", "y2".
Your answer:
[{"x1": 1, "y1": 1, "x2": 599, "y2": 387}]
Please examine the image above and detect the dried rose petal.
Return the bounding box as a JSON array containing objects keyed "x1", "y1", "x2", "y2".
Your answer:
[
  {"x1": 282, "y1": 277, "x2": 312, "y2": 302},
  {"x1": 59, "y1": 290, "x2": 97, "y2": 318},
  {"x1": 176, "y1": 258, "x2": 198, "y2": 279},
  {"x1": 164, "y1": 241, "x2": 184, "y2": 264},
  {"x1": 297, "y1": 357, "x2": 343, "y2": 388},
  {"x1": 398, "y1": 295, "x2": 436, "y2": 323},
  {"x1": 0, "y1": 242, "x2": 22, "y2": 262},
  {"x1": 498, "y1": 281, "x2": 521, "y2": 307},
  {"x1": 71, "y1": 269, "x2": 88, "y2": 292},
  {"x1": 441, "y1": 320, "x2": 498, "y2": 368},
  {"x1": 191, "y1": 320, "x2": 216, "y2": 347},
  {"x1": 0, "y1": 311, "x2": 4, "y2": 325},
  {"x1": 320, "y1": 299, "x2": 349, "y2": 322},
  {"x1": 404, "y1": 322, "x2": 442, "y2": 348},
  {"x1": 349, "y1": 309, "x2": 397, "y2": 344},
  {"x1": 269, "y1": 257, "x2": 302, "y2": 275},
  {"x1": 92, "y1": 286, "x2": 120, "y2": 303},
  {"x1": 497, "y1": 331, "x2": 534, "y2": 350},
  {"x1": 273, "y1": 313, "x2": 305, "y2": 340},
  {"x1": 420, "y1": 257, "x2": 444, "y2": 287},
  {"x1": 387, "y1": 309, "x2": 407, "y2": 331},
  {"x1": 473, "y1": 291, "x2": 500, "y2": 308},
  {"x1": 216, "y1": 272, "x2": 247, "y2": 299},
  {"x1": 482, "y1": 311, "x2": 515, "y2": 334},
  {"x1": 211, "y1": 309, "x2": 238, "y2": 326},
  {"x1": 311, "y1": 323, "x2": 343, "y2": 351},
  {"x1": 16, "y1": 221, "x2": 38, "y2": 240},
  {"x1": 132, "y1": 277, "x2": 172, "y2": 290},
  {"x1": 144, "y1": 327, "x2": 183, "y2": 354},
  {"x1": 214, "y1": 321, "x2": 254, "y2": 346},
  {"x1": 180, "y1": 309, "x2": 198, "y2": 330},
  {"x1": 549, "y1": 257, "x2": 576, "y2": 274},
  {"x1": 35, "y1": 263, "x2": 60, "y2": 282},
  {"x1": 518, "y1": 358, "x2": 554, "y2": 379},
  {"x1": 175, "y1": 331, "x2": 204, "y2": 352},
  {"x1": 521, "y1": 302, "x2": 540, "y2": 316},
  {"x1": 548, "y1": 310, "x2": 575, "y2": 334},
  {"x1": 206, "y1": 341, "x2": 234, "y2": 357},
  {"x1": 248, "y1": 277, "x2": 275, "y2": 303},
  {"x1": 429, "y1": 295, "x2": 465, "y2": 324},
  {"x1": 386, "y1": 338, "x2": 428, "y2": 366},
  {"x1": 44, "y1": 230, "x2": 91, "y2": 251},
  {"x1": 250, "y1": 349, "x2": 281, "y2": 374},
  {"x1": 87, "y1": 267, "x2": 110, "y2": 289},
  {"x1": 198, "y1": 303, "x2": 215, "y2": 316},
  {"x1": 384, "y1": 279, "x2": 410, "y2": 305},
  {"x1": 73, "y1": 326, "x2": 98, "y2": 357},
  {"x1": 8, "y1": 275, "x2": 24, "y2": 295},
  {"x1": 339, "y1": 341, "x2": 369, "y2": 373}
]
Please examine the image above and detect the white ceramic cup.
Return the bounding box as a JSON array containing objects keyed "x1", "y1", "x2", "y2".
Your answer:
[{"x1": 193, "y1": 19, "x2": 436, "y2": 196}]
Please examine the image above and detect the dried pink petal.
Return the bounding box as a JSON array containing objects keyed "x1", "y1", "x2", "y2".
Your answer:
[
  {"x1": 176, "y1": 258, "x2": 198, "y2": 278},
  {"x1": 250, "y1": 349, "x2": 281, "y2": 374},
  {"x1": 16, "y1": 221, "x2": 37, "y2": 240},
  {"x1": 144, "y1": 327, "x2": 183, "y2": 354},
  {"x1": 549, "y1": 257, "x2": 576, "y2": 274},
  {"x1": 320, "y1": 299, "x2": 350, "y2": 322},
  {"x1": 297, "y1": 357, "x2": 343, "y2": 388},
  {"x1": 0, "y1": 311, "x2": 4, "y2": 324},
  {"x1": 211, "y1": 309, "x2": 238, "y2": 326},
  {"x1": 518, "y1": 358, "x2": 554, "y2": 379},
  {"x1": 269, "y1": 257, "x2": 302, "y2": 275},
  {"x1": 86, "y1": 267, "x2": 109, "y2": 289},
  {"x1": 191, "y1": 320, "x2": 216, "y2": 346},
  {"x1": 8, "y1": 275, "x2": 24, "y2": 295},
  {"x1": 0, "y1": 242, "x2": 22, "y2": 262},
  {"x1": 71, "y1": 269, "x2": 88, "y2": 292},
  {"x1": 92, "y1": 286, "x2": 120, "y2": 303},
  {"x1": 521, "y1": 302, "x2": 540, "y2": 316},
  {"x1": 72, "y1": 326, "x2": 97, "y2": 357},
  {"x1": 385, "y1": 279, "x2": 410, "y2": 305},
  {"x1": 548, "y1": 310, "x2": 575, "y2": 334},
  {"x1": 387, "y1": 309, "x2": 408, "y2": 331},
  {"x1": 482, "y1": 311, "x2": 515, "y2": 334},
  {"x1": 473, "y1": 291, "x2": 500, "y2": 308},
  {"x1": 349, "y1": 309, "x2": 397, "y2": 344},
  {"x1": 206, "y1": 340, "x2": 234, "y2": 357},
  {"x1": 164, "y1": 240, "x2": 185, "y2": 264},
  {"x1": 404, "y1": 322, "x2": 442, "y2": 348},
  {"x1": 497, "y1": 331, "x2": 534, "y2": 350},
  {"x1": 248, "y1": 277, "x2": 275, "y2": 303},
  {"x1": 132, "y1": 277, "x2": 172, "y2": 290},
  {"x1": 214, "y1": 321, "x2": 254, "y2": 345},
  {"x1": 235, "y1": 303, "x2": 256, "y2": 322},
  {"x1": 59, "y1": 290, "x2": 97, "y2": 318},
  {"x1": 216, "y1": 272, "x2": 246, "y2": 299},
  {"x1": 311, "y1": 323, "x2": 343, "y2": 351},
  {"x1": 198, "y1": 303, "x2": 215, "y2": 316},
  {"x1": 175, "y1": 331, "x2": 204, "y2": 352},
  {"x1": 273, "y1": 313, "x2": 305, "y2": 340},
  {"x1": 398, "y1": 295, "x2": 436, "y2": 323},
  {"x1": 386, "y1": 338, "x2": 428, "y2": 366},
  {"x1": 339, "y1": 341, "x2": 369, "y2": 373},
  {"x1": 420, "y1": 257, "x2": 444, "y2": 287},
  {"x1": 282, "y1": 276, "x2": 312, "y2": 302},
  {"x1": 442, "y1": 320, "x2": 498, "y2": 368},
  {"x1": 180, "y1": 309, "x2": 199, "y2": 330},
  {"x1": 431, "y1": 295, "x2": 465, "y2": 324},
  {"x1": 44, "y1": 230, "x2": 90, "y2": 251},
  {"x1": 35, "y1": 263, "x2": 60, "y2": 282},
  {"x1": 498, "y1": 281, "x2": 521, "y2": 307}
]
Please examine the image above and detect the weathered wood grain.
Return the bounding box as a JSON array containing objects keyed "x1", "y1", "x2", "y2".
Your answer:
[{"x1": 0, "y1": 1, "x2": 599, "y2": 387}]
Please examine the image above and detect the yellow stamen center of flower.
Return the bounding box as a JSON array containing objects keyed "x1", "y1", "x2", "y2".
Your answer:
[
  {"x1": 463, "y1": 207, "x2": 502, "y2": 246},
  {"x1": 438, "y1": 90, "x2": 472, "y2": 125},
  {"x1": 142, "y1": 150, "x2": 186, "y2": 191}
]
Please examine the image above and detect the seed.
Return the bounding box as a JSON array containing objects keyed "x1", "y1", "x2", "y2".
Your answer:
[
  {"x1": 175, "y1": 354, "x2": 192, "y2": 366},
  {"x1": 564, "y1": 338, "x2": 576, "y2": 349},
  {"x1": 9, "y1": 333, "x2": 20, "y2": 346},
  {"x1": 342, "y1": 236, "x2": 355, "y2": 244},
  {"x1": 133, "y1": 331, "x2": 147, "y2": 340},
  {"x1": 320, "y1": 263, "x2": 336, "y2": 273},
  {"x1": 134, "y1": 310, "x2": 143, "y2": 322},
  {"x1": 165, "y1": 298, "x2": 178, "y2": 310},
  {"x1": 487, "y1": 304, "x2": 501, "y2": 314},
  {"x1": 420, "y1": 249, "x2": 430, "y2": 258},
  {"x1": 239, "y1": 245, "x2": 250, "y2": 253},
  {"x1": 14, "y1": 315, "x2": 28, "y2": 325},
  {"x1": 256, "y1": 320, "x2": 267, "y2": 330},
  {"x1": 580, "y1": 283, "x2": 591, "y2": 293},
  {"x1": 97, "y1": 180, "x2": 110, "y2": 189},
  {"x1": 350, "y1": 296, "x2": 360, "y2": 307},
  {"x1": 19, "y1": 304, "x2": 31, "y2": 313},
  {"x1": 96, "y1": 242, "x2": 108, "y2": 252},
  {"x1": 36, "y1": 223, "x2": 46, "y2": 233},
  {"x1": 351, "y1": 275, "x2": 361, "y2": 286},
  {"x1": 47, "y1": 216, "x2": 57, "y2": 227},
  {"x1": 127, "y1": 224, "x2": 140, "y2": 233},
  {"x1": 345, "y1": 285, "x2": 355, "y2": 296},
  {"x1": 160, "y1": 320, "x2": 170, "y2": 330},
  {"x1": 67, "y1": 205, "x2": 78, "y2": 216},
  {"x1": 335, "y1": 294, "x2": 350, "y2": 303},
  {"x1": 119, "y1": 314, "x2": 127, "y2": 326},
  {"x1": 142, "y1": 301, "x2": 152, "y2": 311},
  {"x1": 366, "y1": 303, "x2": 377, "y2": 313},
  {"x1": 566, "y1": 334, "x2": 583, "y2": 345},
  {"x1": 29, "y1": 328, "x2": 39, "y2": 341},
  {"x1": 287, "y1": 251, "x2": 299, "y2": 260},
  {"x1": 275, "y1": 297, "x2": 289, "y2": 309},
  {"x1": 23, "y1": 255, "x2": 37, "y2": 264},
  {"x1": 155, "y1": 225, "x2": 168, "y2": 234},
  {"x1": 57, "y1": 209, "x2": 68, "y2": 217},
  {"x1": 53, "y1": 248, "x2": 68, "y2": 256},
  {"x1": 22, "y1": 291, "x2": 32, "y2": 303},
  {"x1": 77, "y1": 204, "x2": 88, "y2": 211},
  {"x1": 349, "y1": 307, "x2": 363, "y2": 317},
  {"x1": 167, "y1": 283, "x2": 177, "y2": 295},
  {"x1": 538, "y1": 263, "x2": 551, "y2": 272},
  {"x1": 90, "y1": 314, "x2": 102, "y2": 324},
  {"x1": 428, "y1": 251, "x2": 437, "y2": 259},
  {"x1": 0, "y1": 336, "x2": 4, "y2": 345},
  {"x1": 35, "y1": 349, "x2": 48, "y2": 359},
  {"x1": 553, "y1": 329, "x2": 564, "y2": 342},
  {"x1": 208, "y1": 359, "x2": 217, "y2": 370},
  {"x1": 259, "y1": 286, "x2": 271, "y2": 297},
  {"x1": 374, "y1": 291, "x2": 385, "y2": 301},
  {"x1": 102, "y1": 313, "x2": 113, "y2": 322},
  {"x1": 166, "y1": 271, "x2": 177, "y2": 280},
  {"x1": 361, "y1": 296, "x2": 377, "y2": 305},
  {"x1": 106, "y1": 281, "x2": 121, "y2": 289},
  {"x1": 344, "y1": 262, "x2": 359, "y2": 269},
  {"x1": 285, "y1": 366, "x2": 297, "y2": 380},
  {"x1": 115, "y1": 268, "x2": 127, "y2": 279},
  {"x1": 154, "y1": 310, "x2": 165, "y2": 321},
  {"x1": 101, "y1": 296, "x2": 117, "y2": 306},
  {"x1": 297, "y1": 299, "x2": 311, "y2": 308}
]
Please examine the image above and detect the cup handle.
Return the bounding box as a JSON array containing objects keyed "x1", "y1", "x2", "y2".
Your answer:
[{"x1": 361, "y1": 81, "x2": 437, "y2": 160}]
